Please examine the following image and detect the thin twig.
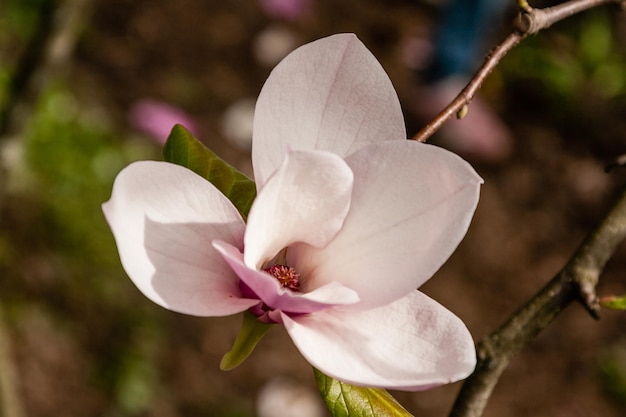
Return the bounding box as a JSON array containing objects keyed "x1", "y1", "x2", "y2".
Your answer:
[
  {"x1": 449, "y1": 184, "x2": 626, "y2": 417},
  {"x1": 412, "y1": 33, "x2": 522, "y2": 142},
  {"x1": 412, "y1": 0, "x2": 625, "y2": 143}
]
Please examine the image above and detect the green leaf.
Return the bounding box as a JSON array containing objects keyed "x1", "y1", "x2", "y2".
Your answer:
[
  {"x1": 163, "y1": 124, "x2": 256, "y2": 219},
  {"x1": 220, "y1": 312, "x2": 273, "y2": 370},
  {"x1": 314, "y1": 369, "x2": 414, "y2": 417},
  {"x1": 600, "y1": 295, "x2": 626, "y2": 311}
]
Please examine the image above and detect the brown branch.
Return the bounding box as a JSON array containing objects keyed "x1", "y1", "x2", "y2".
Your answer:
[
  {"x1": 449, "y1": 184, "x2": 626, "y2": 417},
  {"x1": 412, "y1": 0, "x2": 625, "y2": 143},
  {"x1": 516, "y1": 0, "x2": 624, "y2": 34}
]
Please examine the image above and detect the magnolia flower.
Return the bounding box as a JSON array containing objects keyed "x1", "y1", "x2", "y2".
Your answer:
[{"x1": 103, "y1": 34, "x2": 482, "y2": 391}]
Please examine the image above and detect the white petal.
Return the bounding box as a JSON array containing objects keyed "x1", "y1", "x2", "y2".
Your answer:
[
  {"x1": 213, "y1": 241, "x2": 359, "y2": 314},
  {"x1": 289, "y1": 141, "x2": 482, "y2": 308},
  {"x1": 283, "y1": 291, "x2": 476, "y2": 391},
  {"x1": 244, "y1": 150, "x2": 352, "y2": 270},
  {"x1": 102, "y1": 161, "x2": 259, "y2": 316},
  {"x1": 252, "y1": 33, "x2": 405, "y2": 186}
]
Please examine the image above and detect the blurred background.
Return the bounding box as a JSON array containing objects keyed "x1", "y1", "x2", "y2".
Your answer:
[{"x1": 1, "y1": 0, "x2": 626, "y2": 416}]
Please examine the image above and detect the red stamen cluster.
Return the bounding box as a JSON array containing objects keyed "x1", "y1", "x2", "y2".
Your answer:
[{"x1": 264, "y1": 264, "x2": 300, "y2": 291}]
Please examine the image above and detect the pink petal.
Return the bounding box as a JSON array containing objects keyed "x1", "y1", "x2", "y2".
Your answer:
[
  {"x1": 244, "y1": 150, "x2": 353, "y2": 270},
  {"x1": 102, "y1": 161, "x2": 259, "y2": 316},
  {"x1": 252, "y1": 33, "x2": 405, "y2": 187},
  {"x1": 282, "y1": 291, "x2": 476, "y2": 391},
  {"x1": 289, "y1": 141, "x2": 482, "y2": 308},
  {"x1": 213, "y1": 241, "x2": 359, "y2": 315}
]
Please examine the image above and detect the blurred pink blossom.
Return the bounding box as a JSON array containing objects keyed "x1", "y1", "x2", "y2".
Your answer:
[
  {"x1": 259, "y1": 0, "x2": 312, "y2": 20},
  {"x1": 128, "y1": 99, "x2": 199, "y2": 144}
]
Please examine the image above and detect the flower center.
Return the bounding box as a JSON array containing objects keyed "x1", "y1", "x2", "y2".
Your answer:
[{"x1": 263, "y1": 264, "x2": 300, "y2": 292}]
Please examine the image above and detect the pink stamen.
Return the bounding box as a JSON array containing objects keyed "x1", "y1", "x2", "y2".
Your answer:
[{"x1": 264, "y1": 265, "x2": 300, "y2": 291}]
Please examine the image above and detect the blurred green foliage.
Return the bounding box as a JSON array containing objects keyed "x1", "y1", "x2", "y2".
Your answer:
[
  {"x1": 504, "y1": 9, "x2": 626, "y2": 104},
  {"x1": 0, "y1": 0, "x2": 50, "y2": 110},
  {"x1": 1, "y1": 79, "x2": 165, "y2": 415},
  {"x1": 23, "y1": 85, "x2": 153, "y2": 269},
  {"x1": 599, "y1": 346, "x2": 626, "y2": 406},
  {"x1": 0, "y1": 0, "x2": 49, "y2": 39}
]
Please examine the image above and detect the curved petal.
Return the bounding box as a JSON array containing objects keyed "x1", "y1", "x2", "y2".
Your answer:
[
  {"x1": 289, "y1": 141, "x2": 482, "y2": 309},
  {"x1": 244, "y1": 150, "x2": 353, "y2": 270},
  {"x1": 282, "y1": 291, "x2": 476, "y2": 391},
  {"x1": 102, "y1": 161, "x2": 259, "y2": 317},
  {"x1": 213, "y1": 241, "x2": 359, "y2": 314},
  {"x1": 252, "y1": 33, "x2": 405, "y2": 187}
]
